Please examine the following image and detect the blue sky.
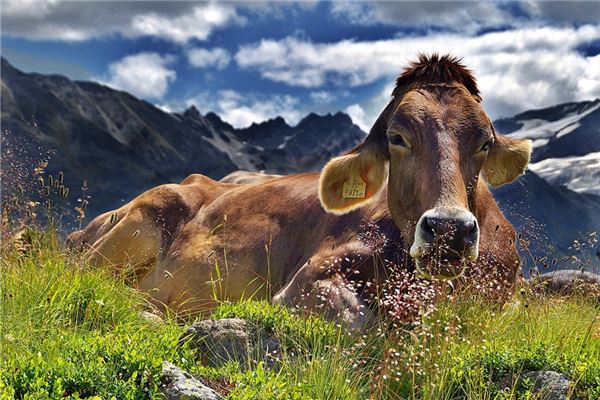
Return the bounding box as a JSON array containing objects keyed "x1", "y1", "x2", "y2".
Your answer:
[{"x1": 2, "y1": 1, "x2": 599, "y2": 130}]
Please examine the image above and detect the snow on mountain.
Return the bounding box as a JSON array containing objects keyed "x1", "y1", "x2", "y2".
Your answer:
[
  {"x1": 494, "y1": 99, "x2": 600, "y2": 196},
  {"x1": 504, "y1": 101, "x2": 600, "y2": 148},
  {"x1": 528, "y1": 152, "x2": 600, "y2": 196}
]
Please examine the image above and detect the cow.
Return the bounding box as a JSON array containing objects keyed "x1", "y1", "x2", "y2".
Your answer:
[
  {"x1": 68, "y1": 54, "x2": 532, "y2": 329},
  {"x1": 219, "y1": 170, "x2": 282, "y2": 185}
]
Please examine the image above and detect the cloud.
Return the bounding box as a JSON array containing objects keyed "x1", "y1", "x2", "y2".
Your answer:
[
  {"x1": 520, "y1": 1, "x2": 600, "y2": 24},
  {"x1": 310, "y1": 91, "x2": 336, "y2": 104},
  {"x1": 235, "y1": 25, "x2": 600, "y2": 120},
  {"x1": 344, "y1": 104, "x2": 369, "y2": 132},
  {"x1": 330, "y1": 1, "x2": 600, "y2": 30},
  {"x1": 187, "y1": 47, "x2": 231, "y2": 69},
  {"x1": 129, "y1": 4, "x2": 243, "y2": 44},
  {"x1": 100, "y1": 52, "x2": 176, "y2": 99},
  {"x1": 235, "y1": 36, "x2": 398, "y2": 88},
  {"x1": 330, "y1": 1, "x2": 510, "y2": 32},
  {"x1": 1, "y1": 1, "x2": 243, "y2": 44},
  {"x1": 183, "y1": 90, "x2": 303, "y2": 129}
]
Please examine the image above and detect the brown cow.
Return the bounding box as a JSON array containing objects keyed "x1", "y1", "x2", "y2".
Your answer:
[
  {"x1": 69, "y1": 55, "x2": 531, "y2": 329},
  {"x1": 219, "y1": 170, "x2": 282, "y2": 184}
]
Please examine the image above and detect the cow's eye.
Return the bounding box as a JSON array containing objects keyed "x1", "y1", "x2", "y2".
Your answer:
[
  {"x1": 480, "y1": 139, "x2": 494, "y2": 153},
  {"x1": 388, "y1": 135, "x2": 407, "y2": 147}
]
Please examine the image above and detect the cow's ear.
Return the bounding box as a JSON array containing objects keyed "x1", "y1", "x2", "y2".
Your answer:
[
  {"x1": 319, "y1": 144, "x2": 388, "y2": 214},
  {"x1": 482, "y1": 134, "x2": 532, "y2": 187}
]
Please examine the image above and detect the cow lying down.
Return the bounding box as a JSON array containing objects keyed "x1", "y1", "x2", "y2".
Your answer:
[{"x1": 68, "y1": 55, "x2": 533, "y2": 329}]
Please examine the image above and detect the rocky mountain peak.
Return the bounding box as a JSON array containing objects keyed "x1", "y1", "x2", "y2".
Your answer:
[
  {"x1": 182, "y1": 105, "x2": 202, "y2": 121},
  {"x1": 297, "y1": 111, "x2": 354, "y2": 130}
]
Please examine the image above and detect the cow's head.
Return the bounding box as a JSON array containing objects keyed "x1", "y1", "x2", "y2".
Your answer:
[{"x1": 319, "y1": 54, "x2": 531, "y2": 280}]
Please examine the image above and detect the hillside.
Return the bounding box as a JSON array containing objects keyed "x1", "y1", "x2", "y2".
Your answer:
[
  {"x1": 0, "y1": 57, "x2": 364, "y2": 217},
  {"x1": 492, "y1": 100, "x2": 600, "y2": 268}
]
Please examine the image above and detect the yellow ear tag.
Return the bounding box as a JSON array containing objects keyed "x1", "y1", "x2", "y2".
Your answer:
[{"x1": 342, "y1": 176, "x2": 366, "y2": 199}]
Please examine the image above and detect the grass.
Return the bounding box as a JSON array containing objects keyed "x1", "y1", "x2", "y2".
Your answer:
[{"x1": 1, "y1": 227, "x2": 599, "y2": 399}]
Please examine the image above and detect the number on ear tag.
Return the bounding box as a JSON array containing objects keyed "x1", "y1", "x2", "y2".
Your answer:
[{"x1": 342, "y1": 177, "x2": 366, "y2": 199}]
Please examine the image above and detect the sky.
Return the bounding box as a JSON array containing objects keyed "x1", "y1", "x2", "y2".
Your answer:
[{"x1": 1, "y1": 1, "x2": 600, "y2": 131}]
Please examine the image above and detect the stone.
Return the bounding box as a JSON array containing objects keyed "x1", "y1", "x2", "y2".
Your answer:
[
  {"x1": 179, "y1": 318, "x2": 280, "y2": 369},
  {"x1": 140, "y1": 310, "x2": 163, "y2": 324},
  {"x1": 530, "y1": 269, "x2": 600, "y2": 294},
  {"x1": 498, "y1": 370, "x2": 575, "y2": 400},
  {"x1": 160, "y1": 361, "x2": 222, "y2": 400},
  {"x1": 520, "y1": 371, "x2": 572, "y2": 400}
]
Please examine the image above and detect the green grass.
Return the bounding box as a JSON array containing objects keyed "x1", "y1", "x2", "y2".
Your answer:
[{"x1": 1, "y1": 227, "x2": 599, "y2": 399}]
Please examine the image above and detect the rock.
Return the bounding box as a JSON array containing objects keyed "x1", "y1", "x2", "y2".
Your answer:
[
  {"x1": 530, "y1": 270, "x2": 600, "y2": 295},
  {"x1": 498, "y1": 370, "x2": 575, "y2": 400},
  {"x1": 179, "y1": 318, "x2": 280, "y2": 369},
  {"x1": 140, "y1": 310, "x2": 164, "y2": 324},
  {"x1": 520, "y1": 371, "x2": 572, "y2": 400},
  {"x1": 160, "y1": 361, "x2": 222, "y2": 400}
]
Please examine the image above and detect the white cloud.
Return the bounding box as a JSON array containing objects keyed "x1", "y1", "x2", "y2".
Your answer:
[
  {"x1": 1, "y1": 1, "x2": 243, "y2": 44},
  {"x1": 183, "y1": 90, "x2": 303, "y2": 129},
  {"x1": 2, "y1": 0, "x2": 57, "y2": 18},
  {"x1": 187, "y1": 47, "x2": 231, "y2": 69},
  {"x1": 330, "y1": 1, "x2": 600, "y2": 29},
  {"x1": 343, "y1": 83, "x2": 394, "y2": 132},
  {"x1": 235, "y1": 25, "x2": 600, "y2": 119},
  {"x1": 235, "y1": 36, "x2": 398, "y2": 88},
  {"x1": 330, "y1": 1, "x2": 509, "y2": 32},
  {"x1": 344, "y1": 104, "x2": 369, "y2": 132},
  {"x1": 100, "y1": 53, "x2": 176, "y2": 99},
  {"x1": 129, "y1": 4, "x2": 243, "y2": 44},
  {"x1": 310, "y1": 91, "x2": 336, "y2": 104},
  {"x1": 520, "y1": 1, "x2": 600, "y2": 24}
]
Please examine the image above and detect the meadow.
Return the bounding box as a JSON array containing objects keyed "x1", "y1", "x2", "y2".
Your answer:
[{"x1": 1, "y1": 222, "x2": 599, "y2": 400}]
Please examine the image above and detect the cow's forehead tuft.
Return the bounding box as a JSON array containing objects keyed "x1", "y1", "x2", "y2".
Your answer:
[{"x1": 393, "y1": 53, "x2": 480, "y2": 101}]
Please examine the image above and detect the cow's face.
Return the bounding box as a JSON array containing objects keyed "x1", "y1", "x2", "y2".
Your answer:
[
  {"x1": 386, "y1": 87, "x2": 503, "y2": 278},
  {"x1": 319, "y1": 57, "x2": 531, "y2": 279}
]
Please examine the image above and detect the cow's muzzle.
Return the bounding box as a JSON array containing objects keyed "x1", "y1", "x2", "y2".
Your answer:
[{"x1": 410, "y1": 207, "x2": 479, "y2": 280}]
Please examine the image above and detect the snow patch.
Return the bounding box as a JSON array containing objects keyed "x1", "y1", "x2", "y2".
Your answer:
[
  {"x1": 529, "y1": 152, "x2": 600, "y2": 196},
  {"x1": 509, "y1": 103, "x2": 600, "y2": 143}
]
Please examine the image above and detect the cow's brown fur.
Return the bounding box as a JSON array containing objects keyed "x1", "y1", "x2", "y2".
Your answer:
[
  {"x1": 219, "y1": 170, "x2": 282, "y2": 184},
  {"x1": 69, "y1": 55, "x2": 531, "y2": 329}
]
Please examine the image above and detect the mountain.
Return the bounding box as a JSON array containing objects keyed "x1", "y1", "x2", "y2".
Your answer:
[
  {"x1": 0, "y1": 58, "x2": 364, "y2": 218},
  {"x1": 495, "y1": 99, "x2": 600, "y2": 196},
  {"x1": 1, "y1": 58, "x2": 597, "y2": 270},
  {"x1": 180, "y1": 108, "x2": 364, "y2": 174},
  {"x1": 492, "y1": 171, "x2": 600, "y2": 271},
  {"x1": 493, "y1": 100, "x2": 600, "y2": 271}
]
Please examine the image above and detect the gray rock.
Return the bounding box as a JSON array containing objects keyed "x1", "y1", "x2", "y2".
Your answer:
[
  {"x1": 160, "y1": 361, "x2": 221, "y2": 400},
  {"x1": 530, "y1": 270, "x2": 600, "y2": 294},
  {"x1": 179, "y1": 318, "x2": 280, "y2": 369},
  {"x1": 520, "y1": 371, "x2": 573, "y2": 400},
  {"x1": 498, "y1": 370, "x2": 576, "y2": 400}
]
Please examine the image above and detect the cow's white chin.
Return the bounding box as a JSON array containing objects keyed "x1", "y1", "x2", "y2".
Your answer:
[{"x1": 414, "y1": 256, "x2": 466, "y2": 281}]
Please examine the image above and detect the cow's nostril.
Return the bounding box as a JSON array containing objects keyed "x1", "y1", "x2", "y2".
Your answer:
[
  {"x1": 421, "y1": 216, "x2": 436, "y2": 239},
  {"x1": 423, "y1": 216, "x2": 453, "y2": 238},
  {"x1": 466, "y1": 220, "x2": 477, "y2": 234}
]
